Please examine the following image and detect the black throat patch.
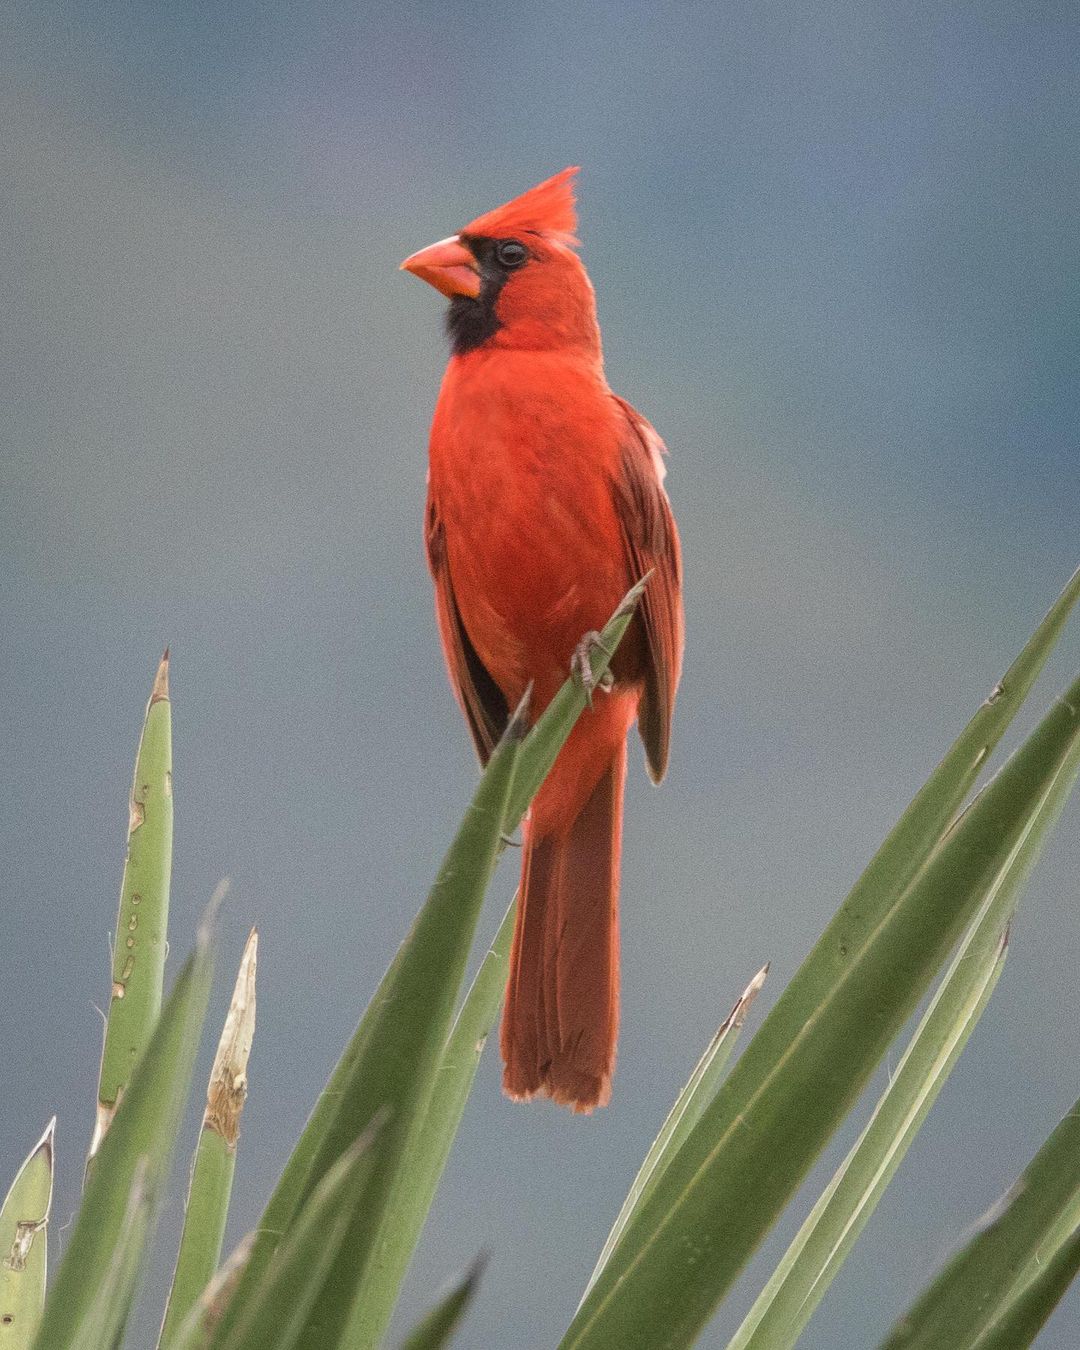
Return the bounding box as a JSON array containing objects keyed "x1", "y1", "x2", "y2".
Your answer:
[{"x1": 444, "y1": 237, "x2": 519, "y2": 355}]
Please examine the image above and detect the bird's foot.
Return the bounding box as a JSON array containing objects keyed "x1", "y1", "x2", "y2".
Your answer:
[{"x1": 571, "y1": 632, "x2": 615, "y2": 708}]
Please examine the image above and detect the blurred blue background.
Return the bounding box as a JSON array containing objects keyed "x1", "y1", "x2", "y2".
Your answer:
[{"x1": 3, "y1": 1, "x2": 1079, "y2": 1345}]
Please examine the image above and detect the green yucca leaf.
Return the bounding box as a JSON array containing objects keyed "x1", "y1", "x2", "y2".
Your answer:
[
  {"x1": 562, "y1": 572, "x2": 1080, "y2": 1350},
  {"x1": 211, "y1": 700, "x2": 524, "y2": 1347},
  {"x1": 729, "y1": 935, "x2": 1006, "y2": 1350},
  {"x1": 970, "y1": 1226, "x2": 1080, "y2": 1350},
  {"x1": 398, "y1": 1257, "x2": 487, "y2": 1350},
  {"x1": 880, "y1": 1088, "x2": 1080, "y2": 1349},
  {"x1": 357, "y1": 899, "x2": 516, "y2": 1344},
  {"x1": 351, "y1": 574, "x2": 649, "y2": 1337},
  {"x1": 65, "y1": 1160, "x2": 154, "y2": 1350},
  {"x1": 157, "y1": 1078, "x2": 237, "y2": 1337},
  {"x1": 93, "y1": 650, "x2": 174, "y2": 1159},
  {"x1": 213, "y1": 579, "x2": 646, "y2": 1347},
  {"x1": 215, "y1": 1122, "x2": 381, "y2": 1350},
  {"x1": 730, "y1": 705, "x2": 1080, "y2": 1350},
  {"x1": 0, "y1": 1119, "x2": 55, "y2": 1348},
  {"x1": 32, "y1": 900, "x2": 218, "y2": 1350},
  {"x1": 297, "y1": 704, "x2": 525, "y2": 1350},
  {"x1": 167, "y1": 1242, "x2": 251, "y2": 1350},
  {"x1": 1005, "y1": 1177, "x2": 1080, "y2": 1317},
  {"x1": 586, "y1": 964, "x2": 769, "y2": 1297},
  {"x1": 160, "y1": 929, "x2": 258, "y2": 1348}
]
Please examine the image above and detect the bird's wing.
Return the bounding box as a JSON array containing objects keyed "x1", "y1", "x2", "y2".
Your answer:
[
  {"x1": 425, "y1": 493, "x2": 509, "y2": 765},
  {"x1": 612, "y1": 396, "x2": 685, "y2": 783}
]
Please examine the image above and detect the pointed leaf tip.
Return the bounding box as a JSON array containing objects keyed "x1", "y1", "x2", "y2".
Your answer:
[
  {"x1": 399, "y1": 1252, "x2": 489, "y2": 1350},
  {"x1": 204, "y1": 927, "x2": 258, "y2": 1145},
  {"x1": 730, "y1": 963, "x2": 769, "y2": 1028},
  {"x1": 38, "y1": 1115, "x2": 56, "y2": 1172},
  {"x1": 198, "y1": 879, "x2": 231, "y2": 947},
  {"x1": 617, "y1": 570, "x2": 654, "y2": 618},
  {"x1": 150, "y1": 649, "x2": 171, "y2": 704},
  {"x1": 466, "y1": 1249, "x2": 490, "y2": 1288}
]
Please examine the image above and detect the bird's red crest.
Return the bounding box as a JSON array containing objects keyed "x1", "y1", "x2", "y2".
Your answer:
[{"x1": 463, "y1": 167, "x2": 580, "y2": 246}]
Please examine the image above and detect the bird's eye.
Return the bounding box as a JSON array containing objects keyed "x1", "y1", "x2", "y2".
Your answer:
[{"x1": 495, "y1": 239, "x2": 528, "y2": 269}]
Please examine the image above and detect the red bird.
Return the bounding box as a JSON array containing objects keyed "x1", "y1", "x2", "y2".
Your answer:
[{"x1": 401, "y1": 168, "x2": 683, "y2": 1112}]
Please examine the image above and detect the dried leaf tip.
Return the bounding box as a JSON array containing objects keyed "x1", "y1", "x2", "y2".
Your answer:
[
  {"x1": 726, "y1": 962, "x2": 770, "y2": 1033},
  {"x1": 744, "y1": 962, "x2": 770, "y2": 999},
  {"x1": 616, "y1": 570, "x2": 655, "y2": 619},
  {"x1": 89, "y1": 1099, "x2": 116, "y2": 1162},
  {"x1": 204, "y1": 928, "x2": 258, "y2": 1147},
  {"x1": 32, "y1": 1115, "x2": 56, "y2": 1168},
  {"x1": 150, "y1": 648, "x2": 171, "y2": 705}
]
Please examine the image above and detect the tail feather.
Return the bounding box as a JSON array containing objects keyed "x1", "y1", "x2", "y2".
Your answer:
[{"x1": 502, "y1": 740, "x2": 626, "y2": 1113}]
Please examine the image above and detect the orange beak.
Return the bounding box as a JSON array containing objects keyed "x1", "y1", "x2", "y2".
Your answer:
[{"x1": 399, "y1": 235, "x2": 481, "y2": 299}]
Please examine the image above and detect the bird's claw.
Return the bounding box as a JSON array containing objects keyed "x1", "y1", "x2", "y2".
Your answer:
[{"x1": 571, "y1": 632, "x2": 614, "y2": 708}]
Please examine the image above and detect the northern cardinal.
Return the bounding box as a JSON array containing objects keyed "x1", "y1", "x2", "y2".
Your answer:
[{"x1": 401, "y1": 168, "x2": 683, "y2": 1111}]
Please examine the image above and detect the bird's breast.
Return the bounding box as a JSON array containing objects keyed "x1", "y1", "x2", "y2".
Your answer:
[{"x1": 428, "y1": 352, "x2": 634, "y2": 701}]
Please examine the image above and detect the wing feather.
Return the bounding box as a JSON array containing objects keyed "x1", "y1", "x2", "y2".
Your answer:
[
  {"x1": 612, "y1": 397, "x2": 684, "y2": 782},
  {"x1": 425, "y1": 494, "x2": 508, "y2": 764}
]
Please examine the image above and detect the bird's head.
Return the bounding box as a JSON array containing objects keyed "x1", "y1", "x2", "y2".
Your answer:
[{"x1": 400, "y1": 167, "x2": 601, "y2": 358}]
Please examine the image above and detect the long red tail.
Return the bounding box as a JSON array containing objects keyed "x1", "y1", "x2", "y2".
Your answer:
[{"x1": 501, "y1": 736, "x2": 626, "y2": 1112}]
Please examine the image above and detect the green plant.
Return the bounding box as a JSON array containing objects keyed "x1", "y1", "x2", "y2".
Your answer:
[{"x1": 5, "y1": 569, "x2": 1080, "y2": 1349}]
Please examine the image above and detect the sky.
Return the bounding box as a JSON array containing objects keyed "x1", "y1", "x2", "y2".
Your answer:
[{"x1": 3, "y1": 1, "x2": 1080, "y2": 1345}]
